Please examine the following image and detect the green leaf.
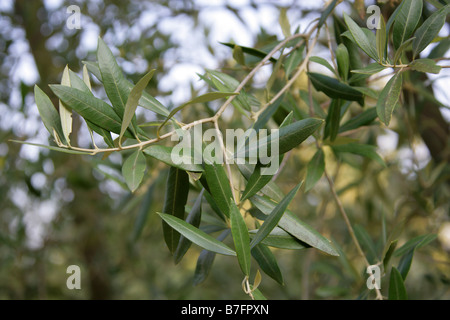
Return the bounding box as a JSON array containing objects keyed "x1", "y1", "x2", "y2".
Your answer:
[
  {"x1": 174, "y1": 190, "x2": 203, "y2": 264},
  {"x1": 122, "y1": 150, "x2": 146, "y2": 192},
  {"x1": 339, "y1": 107, "x2": 377, "y2": 133},
  {"x1": 376, "y1": 16, "x2": 387, "y2": 62},
  {"x1": 284, "y1": 44, "x2": 304, "y2": 77},
  {"x1": 250, "y1": 195, "x2": 338, "y2": 256},
  {"x1": 279, "y1": 7, "x2": 291, "y2": 37},
  {"x1": 331, "y1": 142, "x2": 386, "y2": 167},
  {"x1": 49, "y1": 85, "x2": 133, "y2": 138},
  {"x1": 336, "y1": 44, "x2": 350, "y2": 81},
  {"x1": 354, "y1": 224, "x2": 378, "y2": 264},
  {"x1": 240, "y1": 164, "x2": 274, "y2": 202},
  {"x1": 249, "y1": 227, "x2": 310, "y2": 250},
  {"x1": 97, "y1": 37, "x2": 129, "y2": 118},
  {"x1": 232, "y1": 44, "x2": 245, "y2": 65},
  {"x1": 68, "y1": 69, "x2": 115, "y2": 148},
  {"x1": 157, "y1": 91, "x2": 238, "y2": 136},
  {"x1": 397, "y1": 248, "x2": 415, "y2": 280},
  {"x1": 219, "y1": 42, "x2": 277, "y2": 63},
  {"x1": 251, "y1": 244, "x2": 284, "y2": 285},
  {"x1": 158, "y1": 213, "x2": 236, "y2": 256},
  {"x1": 203, "y1": 157, "x2": 234, "y2": 219},
  {"x1": 161, "y1": 167, "x2": 190, "y2": 254},
  {"x1": 318, "y1": 0, "x2": 338, "y2": 28},
  {"x1": 428, "y1": 38, "x2": 450, "y2": 59},
  {"x1": 34, "y1": 85, "x2": 66, "y2": 145},
  {"x1": 376, "y1": 72, "x2": 403, "y2": 126},
  {"x1": 382, "y1": 240, "x2": 398, "y2": 271},
  {"x1": 394, "y1": 234, "x2": 437, "y2": 257},
  {"x1": 309, "y1": 56, "x2": 338, "y2": 77},
  {"x1": 412, "y1": 5, "x2": 449, "y2": 58},
  {"x1": 237, "y1": 162, "x2": 285, "y2": 203},
  {"x1": 305, "y1": 148, "x2": 325, "y2": 192},
  {"x1": 343, "y1": 13, "x2": 378, "y2": 61},
  {"x1": 230, "y1": 200, "x2": 251, "y2": 276},
  {"x1": 120, "y1": 70, "x2": 155, "y2": 141},
  {"x1": 193, "y1": 229, "x2": 230, "y2": 286},
  {"x1": 59, "y1": 65, "x2": 73, "y2": 145},
  {"x1": 143, "y1": 145, "x2": 204, "y2": 172},
  {"x1": 11, "y1": 140, "x2": 91, "y2": 155},
  {"x1": 246, "y1": 118, "x2": 324, "y2": 157},
  {"x1": 389, "y1": 267, "x2": 408, "y2": 300},
  {"x1": 308, "y1": 72, "x2": 364, "y2": 106},
  {"x1": 410, "y1": 58, "x2": 442, "y2": 74},
  {"x1": 83, "y1": 60, "x2": 170, "y2": 117},
  {"x1": 393, "y1": 37, "x2": 415, "y2": 64},
  {"x1": 250, "y1": 183, "x2": 302, "y2": 248},
  {"x1": 324, "y1": 99, "x2": 342, "y2": 141},
  {"x1": 393, "y1": 0, "x2": 423, "y2": 50}
]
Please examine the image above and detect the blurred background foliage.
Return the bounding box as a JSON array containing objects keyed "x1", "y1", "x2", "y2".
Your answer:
[{"x1": 0, "y1": 0, "x2": 449, "y2": 299}]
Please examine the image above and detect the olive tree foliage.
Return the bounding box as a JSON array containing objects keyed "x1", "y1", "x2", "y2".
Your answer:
[{"x1": 3, "y1": 0, "x2": 450, "y2": 299}]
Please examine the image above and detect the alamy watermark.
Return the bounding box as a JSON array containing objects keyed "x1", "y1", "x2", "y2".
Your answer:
[
  {"x1": 366, "y1": 265, "x2": 381, "y2": 290},
  {"x1": 66, "y1": 265, "x2": 81, "y2": 290},
  {"x1": 366, "y1": 5, "x2": 381, "y2": 30},
  {"x1": 170, "y1": 124, "x2": 280, "y2": 175},
  {"x1": 66, "y1": 5, "x2": 81, "y2": 30}
]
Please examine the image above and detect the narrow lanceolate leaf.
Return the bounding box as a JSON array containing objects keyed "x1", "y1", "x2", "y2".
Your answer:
[
  {"x1": 174, "y1": 190, "x2": 204, "y2": 264},
  {"x1": 120, "y1": 70, "x2": 155, "y2": 142},
  {"x1": 83, "y1": 60, "x2": 170, "y2": 117},
  {"x1": 249, "y1": 227, "x2": 310, "y2": 250},
  {"x1": 393, "y1": 37, "x2": 415, "y2": 64},
  {"x1": 339, "y1": 107, "x2": 377, "y2": 133},
  {"x1": 34, "y1": 85, "x2": 67, "y2": 145},
  {"x1": 318, "y1": 0, "x2": 338, "y2": 28},
  {"x1": 97, "y1": 37, "x2": 129, "y2": 118},
  {"x1": 68, "y1": 69, "x2": 115, "y2": 148},
  {"x1": 343, "y1": 13, "x2": 378, "y2": 61},
  {"x1": 162, "y1": 167, "x2": 189, "y2": 254},
  {"x1": 331, "y1": 143, "x2": 385, "y2": 167},
  {"x1": 251, "y1": 195, "x2": 338, "y2": 256},
  {"x1": 397, "y1": 248, "x2": 415, "y2": 280},
  {"x1": 219, "y1": 42, "x2": 277, "y2": 63},
  {"x1": 279, "y1": 7, "x2": 291, "y2": 37},
  {"x1": 251, "y1": 244, "x2": 284, "y2": 285},
  {"x1": 49, "y1": 85, "x2": 133, "y2": 138},
  {"x1": 250, "y1": 183, "x2": 302, "y2": 248},
  {"x1": 382, "y1": 240, "x2": 397, "y2": 268},
  {"x1": 305, "y1": 148, "x2": 325, "y2": 192},
  {"x1": 122, "y1": 150, "x2": 146, "y2": 192},
  {"x1": 324, "y1": 99, "x2": 342, "y2": 141},
  {"x1": 308, "y1": 72, "x2": 364, "y2": 106},
  {"x1": 203, "y1": 157, "x2": 234, "y2": 218},
  {"x1": 410, "y1": 58, "x2": 442, "y2": 74},
  {"x1": 309, "y1": 56, "x2": 338, "y2": 77},
  {"x1": 389, "y1": 267, "x2": 408, "y2": 300},
  {"x1": 394, "y1": 234, "x2": 437, "y2": 257},
  {"x1": 158, "y1": 213, "x2": 236, "y2": 256},
  {"x1": 194, "y1": 230, "x2": 230, "y2": 285},
  {"x1": 336, "y1": 44, "x2": 350, "y2": 81},
  {"x1": 376, "y1": 16, "x2": 387, "y2": 63},
  {"x1": 240, "y1": 164, "x2": 274, "y2": 202},
  {"x1": 143, "y1": 145, "x2": 204, "y2": 172},
  {"x1": 393, "y1": 0, "x2": 423, "y2": 50},
  {"x1": 230, "y1": 200, "x2": 251, "y2": 276},
  {"x1": 284, "y1": 44, "x2": 304, "y2": 78},
  {"x1": 246, "y1": 118, "x2": 324, "y2": 157},
  {"x1": 412, "y1": 5, "x2": 449, "y2": 58},
  {"x1": 82, "y1": 64, "x2": 91, "y2": 90},
  {"x1": 59, "y1": 66, "x2": 73, "y2": 145},
  {"x1": 376, "y1": 72, "x2": 403, "y2": 126},
  {"x1": 157, "y1": 91, "x2": 238, "y2": 137}
]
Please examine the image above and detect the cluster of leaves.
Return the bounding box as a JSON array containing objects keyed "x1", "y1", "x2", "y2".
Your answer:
[{"x1": 19, "y1": 0, "x2": 449, "y2": 299}]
